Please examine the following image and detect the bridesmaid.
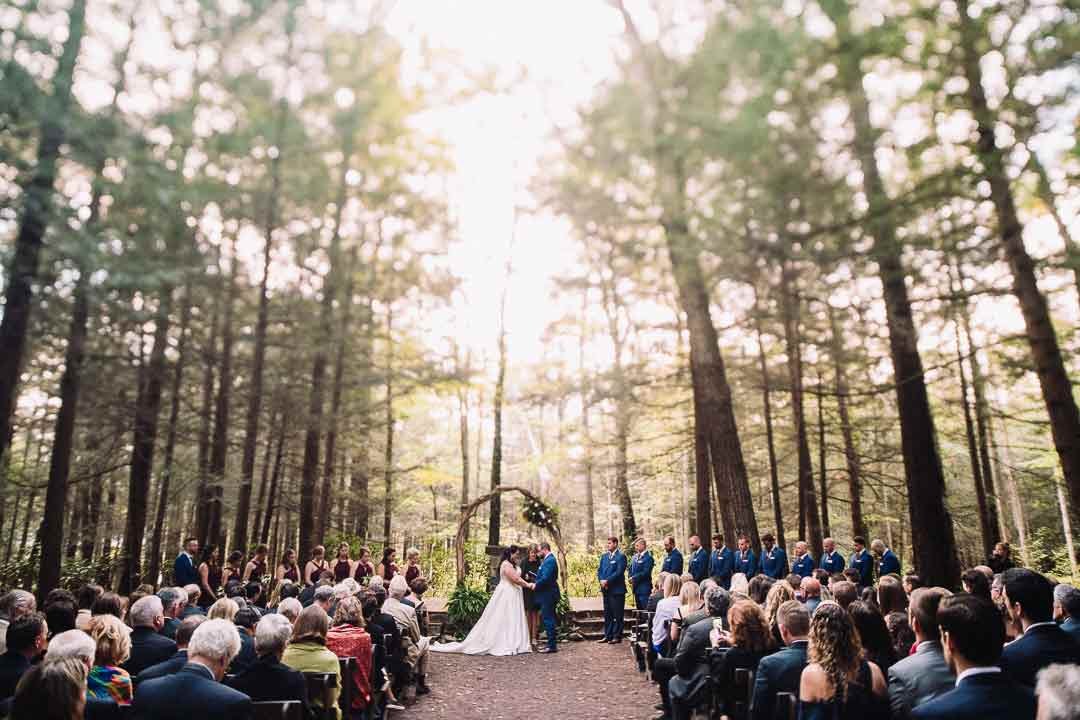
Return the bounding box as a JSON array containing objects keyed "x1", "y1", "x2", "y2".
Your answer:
[
  {"x1": 221, "y1": 550, "x2": 244, "y2": 590},
  {"x1": 333, "y1": 542, "x2": 354, "y2": 582},
  {"x1": 305, "y1": 545, "x2": 330, "y2": 586},
  {"x1": 520, "y1": 544, "x2": 541, "y2": 647},
  {"x1": 243, "y1": 544, "x2": 269, "y2": 582},
  {"x1": 275, "y1": 548, "x2": 300, "y2": 585},
  {"x1": 197, "y1": 545, "x2": 222, "y2": 608},
  {"x1": 404, "y1": 547, "x2": 422, "y2": 585},
  {"x1": 376, "y1": 547, "x2": 398, "y2": 582},
  {"x1": 353, "y1": 546, "x2": 375, "y2": 583}
]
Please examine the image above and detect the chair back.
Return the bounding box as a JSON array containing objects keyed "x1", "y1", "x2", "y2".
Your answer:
[
  {"x1": 732, "y1": 668, "x2": 755, "y2": 720},
  {"x1": 304, "y1": 671, "x2": 339, "y2": 720},
  {"x1": 338, "y1": 656, "x2": 356, "y2": 712},
  {"x1": 251, "y1": 700, "x2": 304, "y2": 720},
  {"x1": 774, "y1": 691, "x2": 797, "y2": 720}
]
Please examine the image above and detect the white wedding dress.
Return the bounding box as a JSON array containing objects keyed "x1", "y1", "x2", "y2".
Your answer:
[{"x1": 432, "y1": 559, "x2": 532, "y2": 656}]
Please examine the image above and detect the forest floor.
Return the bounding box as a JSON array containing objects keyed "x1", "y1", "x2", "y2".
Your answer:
[{"x1": 399, "y1": 639, "x2": 659, "y2": 720}]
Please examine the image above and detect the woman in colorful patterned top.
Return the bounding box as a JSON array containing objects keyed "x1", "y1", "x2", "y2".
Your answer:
[{"x1": 86, "y1": 614, "x2": 133, "y2": 705}]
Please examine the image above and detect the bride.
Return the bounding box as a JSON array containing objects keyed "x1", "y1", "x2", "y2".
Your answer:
[{"x1": 432, "y1": 544, "x2": 534, "y2": 656}]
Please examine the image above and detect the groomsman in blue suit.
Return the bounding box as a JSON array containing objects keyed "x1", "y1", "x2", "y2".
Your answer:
[
  {"x1": 596, "y1": 536, "x2": 627, "y2": 643},
  {"x1": 760, "y1": 533, "x2": 788, "y2": 579},
  {"x1": 849, "y1": 536, "x2": 874, "y2": 587},
  {"x1": 687, "y1": 535, "x2": 708, "y2": 583},
  {"x1": 173, "y1": 537, "x2": 200, "y2": 588},
  {"x1": 733, "y1": 534, "x2": 758, "y2": 577},
  {"x1": 626, "y1": 538, "x2": 654, "y2": 610},
  {"x1": 818, "y1": 537, "x2": 845, "y2": 575},
  {"x1": 872, "y1": 538, "x2": 901, "y2": 577},
  {"x1": 791, "y1": 541, "x2": 814, "y2": 578},
  {"x1": 709, "y1": 534, "x2": 734, "y2": 589},
  {"x1": 533, "y1": 542, "x2": 561, "y2": 653},
  {"x1": 661, "y1": 536, "x2": 683, "y2": 575}
]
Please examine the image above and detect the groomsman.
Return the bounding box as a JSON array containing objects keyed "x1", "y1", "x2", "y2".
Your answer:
[
  {"x1": 661, "y1": 536, "x2": 684, "y2": 575},
  {"x1": 709, "y1": 534, "x2": 734, "y2": 589},
  {"x1": 871, "y1": 538, "x2": 900, "y2": 577},
  {"x1": 849, "y1": 535, "x2": 874, "y2": 587},
  {"x1": 791, "y1": 541, "x2": 814, "y2": 578},
  {"x1": 627, "y1": 538, "x2": 654, "y2": 611},
  {"x1": 687, "y1": 535, "x2": 708, "y2": 583},
  {"x1": 760, "y1": 533, "x2": 788, "y2": 579},
  {"x1": 596, "y1": 536, "x2": 627, "y2": 643},
  {"x1": 818, "y1": 537, "x2": 845, "y2": 575},
  {"x1": 173, "y1": 537, "x2": 200, "y2": 588},
  {"x1": 733, "y1": 535, "x2": 758, "y2": 577}
]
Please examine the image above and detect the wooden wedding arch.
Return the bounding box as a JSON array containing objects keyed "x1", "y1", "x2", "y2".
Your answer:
[{"x1": 454, "y1": 485, "x2": 569, "y2": 591}]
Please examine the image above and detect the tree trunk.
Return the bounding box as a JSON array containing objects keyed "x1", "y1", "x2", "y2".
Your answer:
[
  {"x1": 488, "y1": 270, "x2": 509, "y2": 549},
  {"x1": 994, "y1": 414, "x2": 1029, "y2": 565},
  {"x1": 81, "y1": 469, "x2": 102, "y2": 562},
  {"x1": 817, "y1": 370, "x2": 830, "y2": 540},
  {"x1": 828, "y1": 305, "x2": 866, "y2": 539},
  {"x1": 458, "y1": 383, "x2": 470, "y2": 542},
  {"x1": 958, "y1": 0, "x2": 1080, "y2": 524},
  {"x1": 351, "y1": 296, "x2": 375, "y2": 540},
  {"x1": 251, "y1": 405, "x2": 278, "y2": 549},
  {"x1": 579, "y1": 290, "x2": 596, "y2": 547},
  {"x1": 0, "y1": 0, "x2": 87, "y2": 463},
  {"x1": 194, "y1": 286, "x2": 219, "y2": 545},
  {"x1": 206, "y1": 243, "x2": 237, "y2": 549},
  {"x1": 382, "y1": 320, "x2": 395, "y2": 543},
  {"x1": 259, "y1": 420, "x2": 286, "y2": 546},
  {"x1": 754, "y1": 315, "x2": 785, "y2": 548}
]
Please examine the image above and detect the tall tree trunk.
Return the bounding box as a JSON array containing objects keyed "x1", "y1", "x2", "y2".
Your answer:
[
  {"x1": 579, "y1": 290, "x2": 596, "y2": 547},
  {"x1": 993, "y1": 414, "x2": 1029, "y2": 564},
  {"x1": 351, "y1": 296, "x2": 375, "y2": 540},
  {"x1": 958, "y1": 0, "x2": 1080, "y2": 524},
  {"x1": 817, "y1": 370, "x2": 830, "y2": 540},
  {"x1": 488, "y1": 291, "x2": 508, "y2": 549},
  {"x1": 823, "y1": 3, "x2": 960, "y2": 586},
  {"x1": 458, "y1": 382, "x2": 470, "y2": 542},
  {"x1": 82, "y1": 468, "x2": 102, "y2": 562},
  {"x1": 1026, "y1": 145, "x2": 1080, "y2": 314},
  {"x1": 259, "y1": 421, "x2": 286, "y2": 546},
  {"x1": 194, "y1": 286, "x2": 219, "y2": 545},
  {"x1": 754, "y1": 313, "x2": 785, "y2": 548},
  {"x1": 828, "y1": 305, "x2": 866, "y2": 539},
  {"x1": 382, "y1": 315, "x2": 395, "y2": 543},
  {"x1": 206, "y1": 243, "x2": 237, "y2": 549},
  {"x1": 0, "y1": 0, "x2": 87, "y2": 462},
  {"x1": 251, "y1": 405, "x2": 278, "y2": 549}
]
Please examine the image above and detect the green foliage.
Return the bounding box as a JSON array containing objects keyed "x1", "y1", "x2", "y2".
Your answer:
[
  {"x1": 521, "y1": 497, "x2": 559, "y2": 531},
  {"x1": 445, "y1": 582, "x2": 491, "y2": 639}
]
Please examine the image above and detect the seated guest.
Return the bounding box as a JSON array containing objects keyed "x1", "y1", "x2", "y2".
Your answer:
[
  {"x1": 912, "y1": 593, "x2": 1034, "y2": 719},
  {"x1": 0, "y1": 614, "x2": 47, "y2": 698},
  {"x1": 75, "y1": 585, "x2": 103, "y2": 631},
  {"x1": 830, "y1": 580, "x2": 857, "y2": 610},
  {"x1": 961, "y1": 568, "x2": 991, "y2": 601},
  {"x1": 885, "y1": 611, "x2": 915, "y2": 660},
  {"x1": 799, "y1": 602, "x2": 888, "y2": 718},
  {"x1": 887, "y1": 587, "x2": 954, "y2": 719},
  {"x1": 986, "y1": 541, "x2": 1015, "y2": 575},
  {"x1": 156, "y1": 587, "x2": 185, "y2": 640},
  {"x1": 225, "y1": 613, "x2": 309, "y2": 714},
  {"x1": 132, "y1": 618, "x2": 251, "y2": 719},
  {"x1": 0, "y1": 591, "x2": 37, "y2": 655},
  {"x1": 1000, "y1": 568, "x2": 1080, "y2": 687},
  {"x1": 180, "y1": 585, "x2": 206, "y2": 618},
  {"x1": 663, "y1": 585, "x2": 730, "y2": 720},
  {"x1": 87, "y1": 614, "x2": 133, "y2": 705},
  {"x1": 729, "y1": 573, "x2": 750, "y2": 598},
  {"x1": 43, "y1": 590, "x2": 77, "y2": 638},
  {"x1": 282, "y1": 605, "x2": 341, "y2": 720},
  {"x1": 361, "y1": 592, "x2": 404, "y2": 711},
  {"x1": 791, "y1": 541, "x2": 814, "y2": 578},
  {"x1": 10, "y1": 656, "x2": 88, "y2": 720},
  {"x1": 135, "y1": 616, "x2": 206, "y2": 684},
  {"x1": 326, "y1": 596, "x2": 374, "y2": 717},
  {"x1": 647, "y1": 573, "x2": 669, "y2": 613},
  {"x1": 1035, "y1": 664, "x2": 1080, "y2": 720},
  {"x1": 708, "y1": 601, "x2": 774, "y2": 718},
  {"x1": 382, "y1": 575, "x2": 431, "y2": 695},
  {"x1": 227, "y1": 607, "x2": 259, "y2": 675},
  {"x1": 1053, "y1": 584, "x2": 1080, "y2": 641},
  {"x1": 90, "y1": 593, "x2": 124, "y2": 625},
  {"x1": 750, "y1": 600, "x2": 809, "y2": 720},
  {"x1": 43, "y1": 630, "x2": 119, "y2": 720},
  {"x1": 244, "y1": 581, "x2": 266, "y2": 613},
  {"x1": 748, "y1": 575, "x2": 774, "y2": 605},
  {"x1": 407, "y1": 578, "x2": 430, "y2": 635},
  {"x1": 652, "y1": 574, "x2": 683, "y2": 654},
  {"x1": 902, "y1": 574, "x2": 923, "y2": 597},
  {"x1": 785, "y1": 574, "x2": 803, "y2": 593},
  {"x1": 877, "y1": 575, "x2": 908, "y2": 615},
  {"x1": 313, "y1": 585, "x2": 335, "y2": 615},
  {"x1": 207, "y1": 597, "x2": 239, "y2": 623},
  {"x1": 122, "y1": 595, "x2": 177, "y2": 676},
  {"x1": 669, "y1": 581, "x2": 702, "y2": 646},
  {"x1": 849, "y1": 601, "x2": 898, "y2": 672},
  {"x1": 763, "y1": 581, "x2": 796, "y2": 646},
  {"x1": 801, "y1": 577, "x2": 823, "y2": 615},
  {"x1": 278, "y1": 597, "x2": 303, "y2": 624}
]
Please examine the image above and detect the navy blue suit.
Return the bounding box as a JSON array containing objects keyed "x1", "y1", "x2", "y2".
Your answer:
[
  {"x1": 133, "y1": 663, "x2": 252, "y2": 720},
  {"x1": 533, "y1": 552, "x2": 560, "y2": 651},
  {"x1": 733, "y1": 549, "x2": 758, "y2": 577},
  {"x1": 627, "y1": 551, "x2": 654, "y2": 610},
  {"x1": 709, "y1": 546, "x2": 734, "y2": 589},
  {"x1": 749, "y1": 639, "x2": 807, "y2": 720},
  {"x1": 135, "y1": 650, "x2": 187, "y2": 686},
  {"x1": 912, "y1": 671, "x2": 1034, "y2": 720},
  {"x1": 1000, "y1": 622, "x2": 1080, "y2": 687},
  {"x1": 1063, "y1": 617, "x2": 1080, "y2": 642},
  {"x1": 173, "y1": 553, "x2": 199, "y2": 588},
  {"x1": 597, "y1": 549, "x2": 627, "y2": 641},
  {"x1": 760, "y1": 546, "x2": 788, "y2": 579},
  {"x1": 878, "y1": 548, "x2": 901, "y2": 577},
  {"x1": 687, "y1": 547, "x2": 708, "y2": 583},
  {"x1": 662, "y1": 548, "x2": 684, "y2": 576},
  {"x1": 818, "y1": 550, "x2": 845, "y2": 575},
  {"x1": 791, "y1": 553, "x2": 814, "y2": 578},
  {"x1": 123, "y1": 627, "x2": 178, "y2": 677},
  {"x1": 849, "y1": 549, "x2": 873, "y2": 586},
  {"x1": 0, "y1": 651, "x2": 30, "y2": 699}
]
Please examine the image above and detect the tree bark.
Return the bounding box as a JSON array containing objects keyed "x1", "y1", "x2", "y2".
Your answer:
[
  {"x1": 351, "y1": 296, "x2": 375, "y2": 540},
  {"x1": 828, "y1": 305, "x2": 866, "y2": 539},
  {"x1": 458, "y1": 369, "x2": 471, "y2": 543},
  {"x1": 258, "y1": 419, "x2": 286, "y2": 546},
  {"x1": 579, "y1": 290, "x2": 596, "y2": 547},
  {"x1": 206, "y1": 243, "x2": 237, "y2": 549},
  {"x1": 754, "y1": 312, "x2": 785, "y2": 549},
  {"x1": 382, "y1": 310, "x2": 395, "y2": 543},
  {"x1": 194, "y1": 284, "x2": 219, "y2": 545},
  {"x1": 488, "y1": 261, "x2": 510, "y2": 549},
  {"x1": 817, "y1": 370, "x2": 830, "y2": 540},
  {"x1": 251, "y1": 404, "x2": 278, "y2": 549}
]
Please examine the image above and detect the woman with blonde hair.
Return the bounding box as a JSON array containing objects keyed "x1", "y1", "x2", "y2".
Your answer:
[
  {"x1": 11, "y1": 656, "x2": 88, "y2": 720},
  {"x1": 404, "y1": 547, "x2": 422, "y2": 585},
  {"x1": 85, "y1": 614, "x2": 133, "y2": 705},
  {"x1": 207, "y1": 597, "x2": 239, "y2": 622},
  {"x1": 729, "y1": 572, "x2": 750, "y2": 598},
  {"x1": 798, "y1": 602, "x2": 888, "y2": 718},
  {"x1": 283, "y1": 605, "x2": 341, "y2": 719},
  {"x1": 651, "y1": 573, "x2": 683, "y2": 654},
  {"x1": 669, "y1": 581, "x2": 703, "y2": 645},
  {"x1": 763, "y1": 580, "x2": 796, "y2": 645}
]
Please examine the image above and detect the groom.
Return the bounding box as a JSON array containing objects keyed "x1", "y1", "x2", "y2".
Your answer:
[{"x1": 533, "y1": 542, "x2": 560, "y2": 653}]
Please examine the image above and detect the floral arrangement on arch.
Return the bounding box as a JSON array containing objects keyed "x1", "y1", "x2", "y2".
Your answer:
[{"x1": 521, "y1": 497, "x2": 559, "y2": 530}]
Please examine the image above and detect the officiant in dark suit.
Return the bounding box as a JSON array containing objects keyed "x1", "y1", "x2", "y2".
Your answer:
[{"x1": 597, "y1": 537, "x2": 627, "y2": 644}]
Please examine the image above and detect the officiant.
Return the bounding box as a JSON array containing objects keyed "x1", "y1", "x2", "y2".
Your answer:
[{"x1": 596, "y1": 536, "x2": 628, "y2": 644}]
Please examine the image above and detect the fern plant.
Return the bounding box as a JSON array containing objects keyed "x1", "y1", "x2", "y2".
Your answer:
[{"x1": 445, "y1": 582, "x2": 491, "y2": 639}]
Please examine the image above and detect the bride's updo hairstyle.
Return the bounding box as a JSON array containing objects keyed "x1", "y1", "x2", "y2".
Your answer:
[{"x1": 500, "y1": 545, "x2": 523, "y2": 564}]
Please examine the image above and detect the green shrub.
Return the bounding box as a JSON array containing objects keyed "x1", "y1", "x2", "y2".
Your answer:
[{"x1": 445, "y1": 582, "x2": 491, "y2": 639}]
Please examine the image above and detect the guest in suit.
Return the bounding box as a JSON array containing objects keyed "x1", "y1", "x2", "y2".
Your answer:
[
  {"x1": 0, "y1": 614, "x2": 47, "y2": 699},
  {"x1": 888, "y1": 587, "x2": 954, "y2": 719},
  {"x1": 225, "y1": 613, "x2": 309, "y2": 715},
  {"x1": 662, "y1": 536, "x2": 684, "y2": 576},
  {"x1": 872, "y1": 539, "x2": 901, "y2": 578},
  {"x1": 627, "y1": 538, "x2": 655, "y2": 611},
  {"x1": 800, "y1": 577, "x2": 822, "y2": 615},
  {"x1": 791, "y1": 541, "x2": 814, "y2": 578},
  {"x1": 1052, "y1": 583, "x2": 1080, "y2": 642},
  {"x1": 750, "y1": 600, "x2": 809, "y2": 720},
  {"x1": 10, "y1": 656, "x2": 88, "y2": 720},
  {"x1": 1035, "y1": 664, "x2": 1080, "y2": 720},
  {"x1": 686, "y1": 535, "x2": 708, "y2": 584},
  {"x1": 1000, "y1": 568, "x2": 1080, "y2": 687},
  {"x1": 666, "y1": 585, "x2": 731, "y2": 720},
  {"x1": 533, "y1": 542, "x2": 561, "y2": 653},
  {"x1": 227, "y1": 607, "x2": 259, "y2": 675},
  {"x1": 849, "y1": 536, "x2": 874, "y2": 588},
  {"x1": 43, "y1": 629, "x2": 122, "y2": 720},
  {"x1": 173, "y1": 538, "x2": 201, "y2": 589},
  {"x1": 912, "y1": 593, "x2": 1035, "y2": 720},
  {"x1": 133, "y1": 618, "x2": 252, "y2": 720},
  {"x1": 708, "y1": 534, "x2": 734, "y2": 589},
  {"x1": 135, "y1": 616, "x2": 205, "y2": 685},
  {"x1": 122, "y1": 596, "x2": 177, "y2": 677},
  {"x1": 156, "y1": 588, "x2": 184, "y2": 641},
  {"x1": 43, "y1": 590, "x2": 77, "y2": 638},
  {"x1": 818, "y1": 537, "x2": 845, "y2": 576},
  {"x1": 733, "y1": 535, "x2": 758, "y2": 578},
  {"x1": 760, "y1": 533, "x2": 788, "y2": 579},
  {"x1": 597, "y1": 536, "x2": 628, "y2": 644}
]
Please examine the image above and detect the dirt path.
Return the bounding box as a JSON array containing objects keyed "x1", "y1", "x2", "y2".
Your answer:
[{"x1": 400, "y1": 640, "x2": 658, "y2": 720}]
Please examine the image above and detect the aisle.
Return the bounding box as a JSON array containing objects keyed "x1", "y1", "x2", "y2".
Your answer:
[{"x1": 401, "y1": 640, "x2": 658, "y2": 720}]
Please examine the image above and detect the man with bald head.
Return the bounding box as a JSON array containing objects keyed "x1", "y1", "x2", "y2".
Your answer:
[
  {"x1": 818, "y1": 537, "x2": 844, "y2": 575},
  {"x1": 800, "y1": 577, "x2": 822, "y2": 615}
]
